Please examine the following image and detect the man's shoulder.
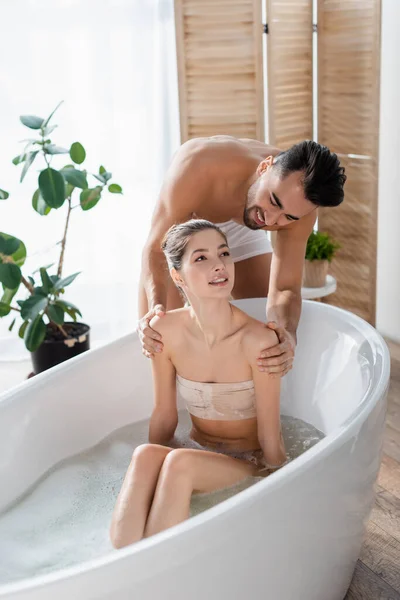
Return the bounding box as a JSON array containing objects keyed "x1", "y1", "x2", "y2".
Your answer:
[
  {"x1": 171, "y1": 136, "x2": 254, "y2": 171},
  {"x1": 165, "y1": 139, "x2": 214, "y2": 188},
  {"x1": 171, "y1": 137, "x2": 214, "y2": 167}
]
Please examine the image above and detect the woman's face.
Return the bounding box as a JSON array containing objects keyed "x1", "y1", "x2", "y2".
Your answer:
[{"x1": 174, "y1": 229, "x2": 234, "y2": 300}]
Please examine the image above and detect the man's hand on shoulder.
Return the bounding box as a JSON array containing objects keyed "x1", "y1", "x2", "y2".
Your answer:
[
  {"x1": 137, "y1": 304, "x2": 166, "y2": 359},
  {"x1": 257, "y1": 322, "x2": 296, "y2": 378},
  {"x1": 244, "y1": 324, "x2": 278, "y2": 371}
]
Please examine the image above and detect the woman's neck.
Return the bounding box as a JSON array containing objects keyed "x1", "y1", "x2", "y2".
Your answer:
[{"x1": 189, "y1": 298, "x2": 234, "y2": 348}]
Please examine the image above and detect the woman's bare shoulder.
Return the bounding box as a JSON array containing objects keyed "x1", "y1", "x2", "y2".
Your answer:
[{"x1": 149, "y1": 307, "x2": 190, "y2": 340}]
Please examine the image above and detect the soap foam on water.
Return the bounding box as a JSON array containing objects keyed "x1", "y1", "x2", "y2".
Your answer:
[{"x1": 0, "y1": 411, "x2": 324, "y2": 584}]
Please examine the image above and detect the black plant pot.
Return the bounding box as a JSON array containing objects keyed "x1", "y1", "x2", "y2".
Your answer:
[{"x1": 31, "y1": 322, "x2": 90, "y2": 375}]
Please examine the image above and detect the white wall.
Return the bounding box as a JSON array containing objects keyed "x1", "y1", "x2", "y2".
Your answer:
[
  {"x1": 376, "y1": 0, "x2": 400, "y2": 343},
  {"x1": 0, "y1": 0, "x2": 180, "y2": 361}
]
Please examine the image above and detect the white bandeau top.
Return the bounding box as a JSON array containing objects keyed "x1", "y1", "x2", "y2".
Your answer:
[{"x1": 176, "y1": 375, "x2": 256, "y2": 421}]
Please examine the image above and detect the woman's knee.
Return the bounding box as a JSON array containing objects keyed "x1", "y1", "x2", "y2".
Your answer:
[
  {"x1": 161, "y1": 448, "x2": 193, "y2": 478},
  {"x1": 132, "y1": 443, "x2": 171, "y2": 467}
]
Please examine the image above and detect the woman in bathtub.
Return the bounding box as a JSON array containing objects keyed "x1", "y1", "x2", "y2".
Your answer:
[{"x1": 110, "y1": 219, "x2": 288, "y2": 549}]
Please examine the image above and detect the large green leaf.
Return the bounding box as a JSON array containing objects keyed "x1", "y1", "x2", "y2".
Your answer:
[
  {"x1": 32, "y1": 189, "x2": 51, "y2": 216},
  {"x1": 20, "y1": 115, "x2": 44, "y2": 129},
  {"x1": 0, "y1": 189, "x2": 9, "y2": 200},
  {"x1": 61, "y1": 168, "x2": 88, "y2": 190},
  {"x1": 0, "y1": 264, "x2": 22, "y2": 289},
  {"x1": 70, "y1": 142, "x2": 86, "y2": 165},
  {"x1": 20, "y1": 150, "x2": 39, "y2": 183},
  {"x1": 0, "y1": 233, "x2": 26, "y2": 266},
  {"x1": 24, "y1": 315, "x2": 46, "y2": 352},
  {"x1": 53, "y1": 272, "x2": 80, "y2": 291},
  {"x1": 0, "y1": 301, "x2": 11, "y2": 317},
  {"x1": 20, "y1": 294, "x2": 48, "y2": 321},
  {"x1": 80, "y1": 187, "x2": 102, "y2": 211},
  {"x1": 38, "y1": 168, "x2": 65, "y2": 209},
  {"x1": 108, "y1": 183, "x2": 122, "y2": 194},
  {"x1": 47, "y1": 303, "x2": 64, "y2": 325}
]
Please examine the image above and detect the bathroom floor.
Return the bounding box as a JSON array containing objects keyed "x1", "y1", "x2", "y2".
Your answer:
[
  {"x1": 0, "y1": 342, "x2": 399, "y2": 600},
  {"x1": 345, "y1": 339, "x2": 400, "y2": 600}
]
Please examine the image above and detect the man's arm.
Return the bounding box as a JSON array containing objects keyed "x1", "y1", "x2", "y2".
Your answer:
[
  {"x1": 138, "y1": 146, "x2": 208, "y2": 357},
  {"x1": 267, "y1": 211, "x2": 316, "y2": 341},
  {"x1": 139, "y1": 202, "x2": 183, "y2": 318},
  {"x1": 139, "y1": 151, "x2": 206, "y2": 318},
  {"x1": 257, "y1": 212, "x2": 317, "y2": 377}
]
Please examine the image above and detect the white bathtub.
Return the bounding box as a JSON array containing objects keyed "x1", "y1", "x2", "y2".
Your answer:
[{"x1": 0, "y1": 299, "x2": 390, "y2": 600}]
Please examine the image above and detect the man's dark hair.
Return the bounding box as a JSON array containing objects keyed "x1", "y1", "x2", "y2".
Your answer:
[{"x1": 273, "y1": 140, "x2": 346, "y2": 207}]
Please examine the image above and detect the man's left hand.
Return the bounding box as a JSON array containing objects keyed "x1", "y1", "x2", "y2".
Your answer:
[{"x1": 257, "y1": 322, "x2": 296, "y2": 377}]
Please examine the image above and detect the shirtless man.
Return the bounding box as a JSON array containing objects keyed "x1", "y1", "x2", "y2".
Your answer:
[{"x1": 138, "y1": 136, "x2": 346, "y2": 376}]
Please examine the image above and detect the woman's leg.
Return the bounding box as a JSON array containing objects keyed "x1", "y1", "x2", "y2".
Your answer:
[
  {"x1": 144, "y1": 448, "x2": 257, "y2": 538},
  {"x1": 110, "y1": 443, "x2": 173, "y2": 548}
]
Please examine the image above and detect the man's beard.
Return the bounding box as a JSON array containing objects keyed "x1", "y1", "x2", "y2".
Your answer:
[
  {"x1": 243, "y1": 180, "x2": 260, "y2": 230},
  {"x1": 243, "y1": 207, "x2": 260, "y2": 230}
]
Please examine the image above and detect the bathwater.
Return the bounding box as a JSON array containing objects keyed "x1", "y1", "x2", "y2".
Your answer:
[{"x1": 0, "y1": 411, "x2": 324, "y2": 584}]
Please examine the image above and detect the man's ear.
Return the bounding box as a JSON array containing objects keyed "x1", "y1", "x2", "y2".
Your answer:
[
  {"x1": 257, "y1": 155, "x2": 274, "y2": 176},
  {"x1": 170, "y1": 267, "x2": 184, "y2": 288}
]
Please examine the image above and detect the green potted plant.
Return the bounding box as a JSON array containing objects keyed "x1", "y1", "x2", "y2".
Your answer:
[
  {"x1": 0, "y1": 102, "x2": 123, "y2": 374},
  {"x1": 303, "y1": 230, "x2": 340, "y2": 288}
]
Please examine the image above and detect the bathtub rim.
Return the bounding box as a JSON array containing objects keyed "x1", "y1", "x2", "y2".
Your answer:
[{"x1": 0, "y1": 301, "x2": 391, "y2": 597}]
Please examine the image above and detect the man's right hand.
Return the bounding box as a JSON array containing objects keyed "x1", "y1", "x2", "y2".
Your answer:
[{"x1": 137, "y1": 304, "x2": 166, "y2": 358}]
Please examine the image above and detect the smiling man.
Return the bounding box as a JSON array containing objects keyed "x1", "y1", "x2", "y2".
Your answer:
[{"x1": 138, "y1": 135, "x2": 346, "y2": 376}]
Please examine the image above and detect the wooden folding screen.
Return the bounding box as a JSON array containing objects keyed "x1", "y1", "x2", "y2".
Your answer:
[
  {"x1": 266, "y1": 0, "x2": 313, "y2": 148},
  {"x1": 317, "y1": 0, "x2": 381, "y2": 324},
  {"x1": 174, "y1": 0, "x2": 265, "y2": 141},
  {"x1": 174, "y1": 0, "x2": 381, "y2": 324}
]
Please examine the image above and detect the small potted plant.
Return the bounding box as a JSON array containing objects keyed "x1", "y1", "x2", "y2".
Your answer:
[
  {"x1": 303, "y1": 230, "x2": 340, "y2": 288},
  {"x1": 0, "y1": 102, "x2": 123, "y2": 374}
]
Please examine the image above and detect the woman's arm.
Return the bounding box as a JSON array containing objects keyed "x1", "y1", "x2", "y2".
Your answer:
[
  {"x1": 148, "y1": 316, "x2": 179, "y2": 445},
  {"x1": 245, "y1": 329, "x2": 287, "y2": 467}
]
